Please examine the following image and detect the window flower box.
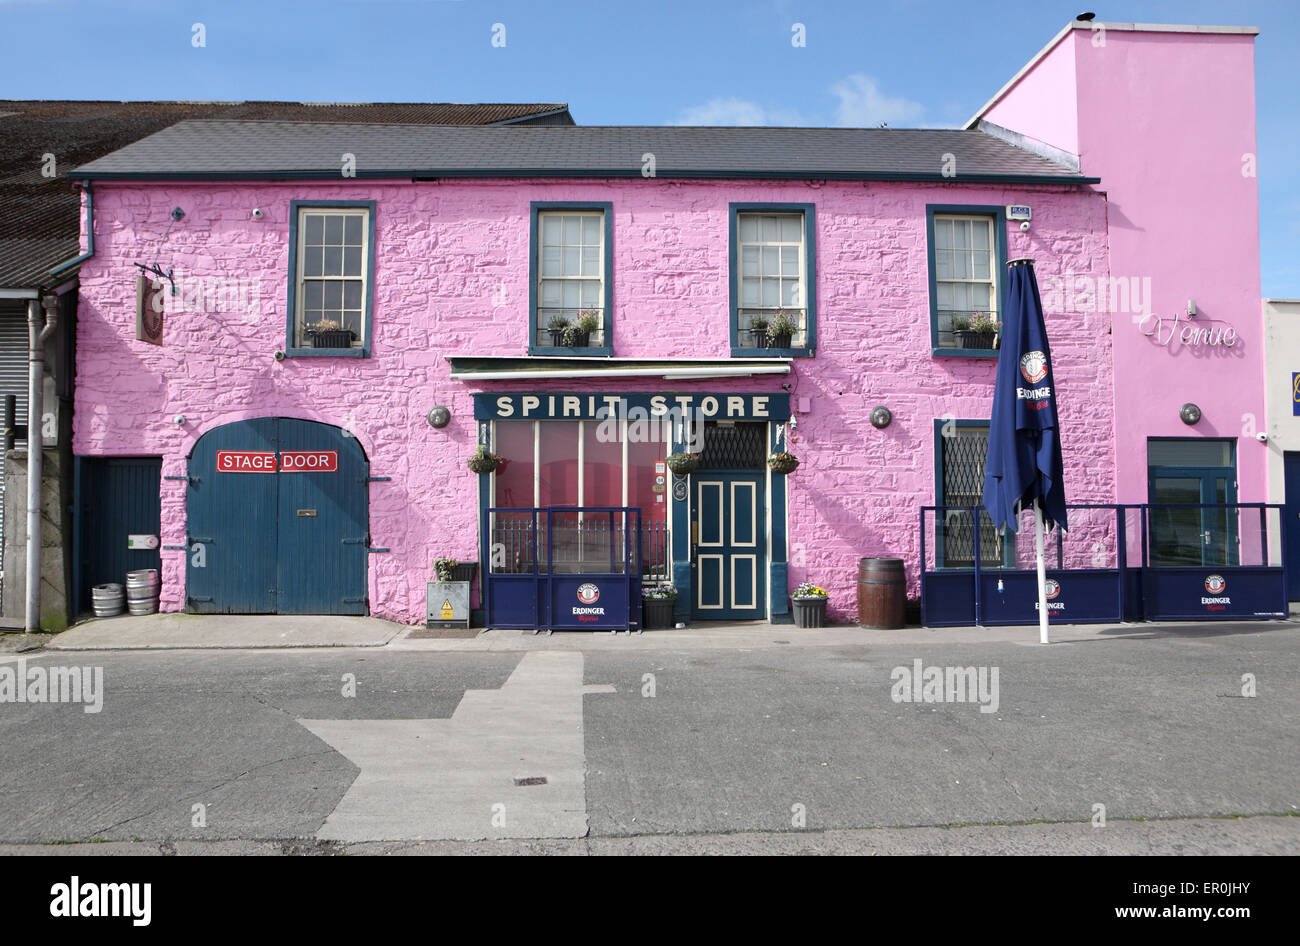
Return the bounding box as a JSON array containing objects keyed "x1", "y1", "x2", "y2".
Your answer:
[
  {"x1": 308, "y1": 328, "x2": 356, "y2": 349},
  {"x1": 954, "y1": 330, "x2": 997, "y2": 350}
]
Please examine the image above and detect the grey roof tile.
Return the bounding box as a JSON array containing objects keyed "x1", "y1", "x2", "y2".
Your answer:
[{"x1": 74, "y1": 121, "x2": 1092, "y2": 183}]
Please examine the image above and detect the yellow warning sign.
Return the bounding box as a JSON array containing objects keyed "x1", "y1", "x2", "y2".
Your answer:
[{"x1": 440, "y1": 599, "x2": 454, "y2": 619}]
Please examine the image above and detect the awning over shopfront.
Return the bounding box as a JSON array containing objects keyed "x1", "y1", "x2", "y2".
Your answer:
[{"x1": 447, "y1": 356, "x2": 791, "y2": 382}]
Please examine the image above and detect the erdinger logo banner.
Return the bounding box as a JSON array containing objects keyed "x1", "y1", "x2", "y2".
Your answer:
[
  {"x1": 1202, "y1": 574, "x2": 1230, "y2": 610},
  {"x1": 573, "y1": 583, "x2": 605, "y2": 621},
  {"x1": 1034, "y1": 578, "x2": 1065, "y2": 613},
  {"x1": 1016, "y1": 350, "x2": 1052, "y2": 412}
]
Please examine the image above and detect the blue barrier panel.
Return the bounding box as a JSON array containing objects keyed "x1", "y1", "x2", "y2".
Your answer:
[
  {"x1": 484, "y1": 506, "x2": 642, "y2": 632},
  {"x1": 1142, "y1": 567, "x2": 1286, "y2": 620},
  {"x1": 979, "y1": 568, "x2": 1122, "y2": 625},
  {"x1": 1141, "y1": 502, "x2": 1286, "y2": 621},
  {"x1": 921, "y1": 504, "x2": 1128, "y2": 627},
  {"x1": 921, "y1": 502, "x2": 1287, "y2": 627}
]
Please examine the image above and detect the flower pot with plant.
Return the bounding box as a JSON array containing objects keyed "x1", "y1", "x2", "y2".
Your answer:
[
  {"x1": 640, "y1": 582, "x2": 677, "y2": 630},
  {"x1": 749, "y1": 315, "x2": 770, "y2": 349},
  {"x1": 433, "y1": 558, "x2": 477, "y2": 583},
  {"x1": 791, "y1": 581, "x2": 829, "y2": 628},
  {"x1": 768, "y1": 451, "x2": 800, "y2": 475},
  {"x1": 766, "y1": 309, "x2": 798, "y2": 349},
  {"x1": 546, "y1": 315, "x2": 571, "y2": 347},
  {"x1": 306, "y1": 318, "x2": 356, "y2": 349},
  {"x1": 666, "y1": 452, "x2": 700, "y2": 475},
  {"x1": 953, "y1": 312, "x2": 998, "y2": 350},
  {"x1": 566, "y1": 309, "x2": 599, "y2": 348},
  {"x1": 467, "y1": 445, "x2": 503, "y2": 474}
]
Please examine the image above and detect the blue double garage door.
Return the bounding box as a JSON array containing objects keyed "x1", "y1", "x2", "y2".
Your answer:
[{"x1": 187, "y1": 418, "x2": 369, "y2": 614}]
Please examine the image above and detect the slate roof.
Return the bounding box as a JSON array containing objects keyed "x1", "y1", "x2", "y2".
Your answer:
[
  {"x1": 74, "y1": 121, "x2": 1094, "y2": 184},
  {"x1": 0, "y1": 101, "x2": 572, "y2": 289}
]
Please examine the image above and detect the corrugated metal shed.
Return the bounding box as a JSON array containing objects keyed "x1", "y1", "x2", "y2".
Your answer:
[{"x1": 0, "y1": 100, "x2": 573, "y2": 289}]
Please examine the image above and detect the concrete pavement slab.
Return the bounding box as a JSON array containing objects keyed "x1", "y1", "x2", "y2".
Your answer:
[
  {"x1": 47, "y1": 613, "x2": 403, "y2": 650},
  {"x1": 301, "y1": 651, "x2": 592, "y2": 841}
]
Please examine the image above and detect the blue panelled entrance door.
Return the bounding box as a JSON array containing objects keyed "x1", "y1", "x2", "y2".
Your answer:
[
  {"x1": 692, "y1": 474, "x2": 766, "y2": 620},
  {"x1": 187, "y1": 418, "x2": 368, "y2": 614}
]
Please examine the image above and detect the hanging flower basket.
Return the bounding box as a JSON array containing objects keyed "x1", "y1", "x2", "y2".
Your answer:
[
  {"x1": 666, "y1": 452, "x2": 700, "y2": 475},
  {"x1": 768, "y1": 452, "x2": 800, "y2": 474},
  {"x1": 467, "y1": 448, "x2": 503, "y2": 474}
]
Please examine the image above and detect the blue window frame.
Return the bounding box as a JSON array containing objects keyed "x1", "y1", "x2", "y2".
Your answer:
[
  {"x1": 285, "y1": 199, "x2": 376, "y2": 358},
  {"x1": 926, "y1": 204, "x2": 1007, "y2": 358},
  {"x1": 529, "y1": 201, "x2": 613, "y2": 356},
  {"x1": 933, "y1": 418, "x2": 1015, "y2": 568},
  {"x1": 729, "y1": 202, "x2": 816, "y2": 358}
]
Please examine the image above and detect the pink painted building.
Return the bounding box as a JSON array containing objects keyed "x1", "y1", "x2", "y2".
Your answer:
[{"x1": 65, "y1": 19, "x2": 1267, "y2": 627}]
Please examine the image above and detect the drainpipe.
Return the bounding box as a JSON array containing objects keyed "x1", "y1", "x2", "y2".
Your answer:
[{"x1": 25, "y1": 294, "x2": 58, "y2": 632}]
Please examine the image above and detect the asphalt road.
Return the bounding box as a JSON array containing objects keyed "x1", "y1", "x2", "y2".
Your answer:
[{"x1": 0, "y1": 622, "x2": 1296, "y2": 852}]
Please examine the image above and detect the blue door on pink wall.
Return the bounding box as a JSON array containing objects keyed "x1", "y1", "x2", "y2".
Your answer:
[
  {"x1": 186, "y1": 418, "x2": 368, "y2": 614},
  {"x1": 692, "y1": 473, "x2": 766, "y2": 620}
]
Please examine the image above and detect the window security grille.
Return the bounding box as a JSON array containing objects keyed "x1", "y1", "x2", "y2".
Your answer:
[
  {"x1": 940, "y1": 426, "x2": 1005, "y2": 567},
  {"x1": 698, "y1": 422, "x2": 766, "y2": 470}
]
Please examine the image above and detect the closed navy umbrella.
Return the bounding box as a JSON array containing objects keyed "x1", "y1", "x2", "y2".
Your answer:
[{"x1": 982, "y1": 258, "x2": 1067, "y2": 642}]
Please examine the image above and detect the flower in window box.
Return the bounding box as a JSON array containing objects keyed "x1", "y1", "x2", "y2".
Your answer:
[
  {"x1": 750, "y1": 315, "x2": 770, "y2": 349},
  {"x1": 766, "y1": 309, "x2": 798, "y2": 349},
  {"x1": 952, "y1": 312, "x2": 998, "y2": 350},
  {"x1": 546, "y1": 315, "x2": 571, "y2": 347},
  {"x1": 560, "y1": 309, "x2": 600, "y2": 348},
  {"x1": 467, "y1": 445, "x2": 503, "y2": 474},
  {"x1": 306, "y1": 317, "x2": 356, "y2": 349},
  {"x1": 767, "y1": 451, "x2": 800, "y2": 474}
]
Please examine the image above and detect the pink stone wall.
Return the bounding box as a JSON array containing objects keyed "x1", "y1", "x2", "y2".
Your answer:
[
  {"x1": 982, "y1": 31, "x2": 1080, "y2": 157},
  {"x1": 74, "y1": 177, "x2": 1113, "y2": 624},
  {"x1": 975, "y1": 25, "x2": 1265, "y2": 506}
]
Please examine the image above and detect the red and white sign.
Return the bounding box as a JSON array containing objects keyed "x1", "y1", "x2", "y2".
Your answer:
[
  {"x1": 216, "y1": 451, "x2": 277, "y2": 473},
  {"x1": 279, "y1": 451, "x2": 338, "y2": 473}
]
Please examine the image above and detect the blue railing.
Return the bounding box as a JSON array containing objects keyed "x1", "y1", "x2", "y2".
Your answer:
[
  {"x1": 920, "y1": 503, "x2": 1285, "y2": 626},
  {"x1": 483, "y1": 506, "x2": 645, "y2": 632}
]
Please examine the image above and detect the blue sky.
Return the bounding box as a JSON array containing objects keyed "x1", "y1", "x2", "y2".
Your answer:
[{"x1": 3, "y1": 0, "x2": 1297, "y2": 293}]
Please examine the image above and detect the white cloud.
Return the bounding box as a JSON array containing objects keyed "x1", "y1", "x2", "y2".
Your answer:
[
  {"x1": 674, "y1": 97, "x2": 807, "y2": 127},
  {"x1": 829, "y1": 74, "x2": 926, "y2": 128},
  {"x1": 675, "y1": 74, "x2": 929, "y2": 128}
]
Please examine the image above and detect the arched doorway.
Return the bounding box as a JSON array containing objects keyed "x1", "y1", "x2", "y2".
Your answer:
[{"x1": 186, "y1": 418, "x2": 369, "y2": 614}]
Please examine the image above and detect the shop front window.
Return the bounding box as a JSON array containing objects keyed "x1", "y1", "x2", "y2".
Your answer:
[{"x1": 491, "y1": 418, "x2": 669, "y2": 578}]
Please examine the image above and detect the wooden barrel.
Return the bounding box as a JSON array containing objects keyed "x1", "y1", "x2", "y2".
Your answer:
[{"x1": 858, "y1": 557, "x2": 906, "y2": 629}]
